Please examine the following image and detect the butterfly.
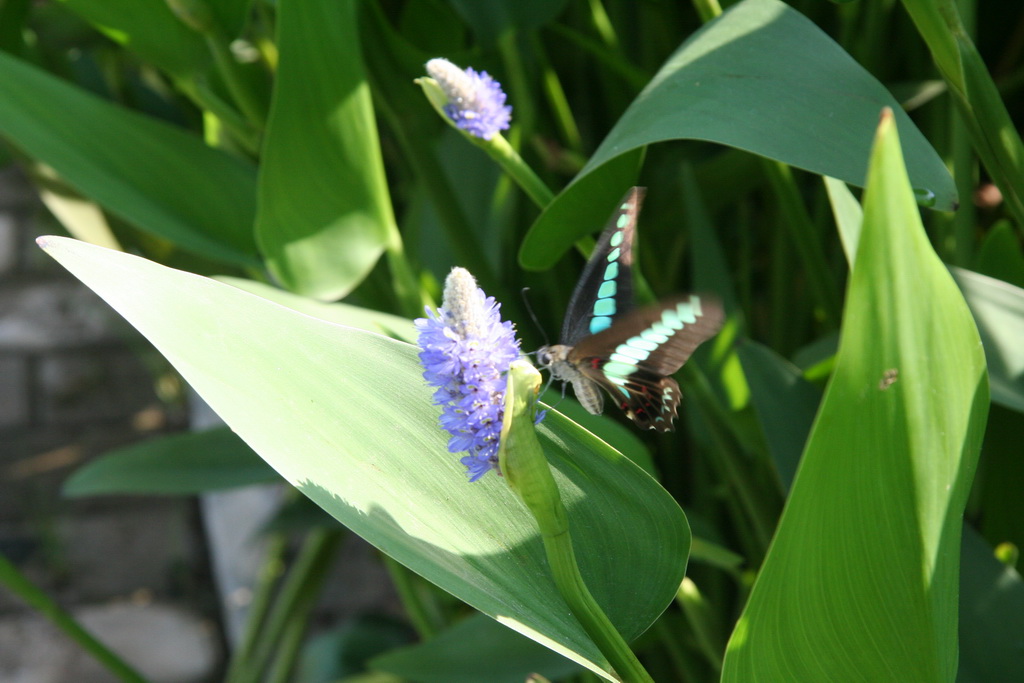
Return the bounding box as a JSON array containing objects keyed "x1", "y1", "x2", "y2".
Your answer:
[{"x1": 537, "y1": 187, "x2": 724, "y2": 431}]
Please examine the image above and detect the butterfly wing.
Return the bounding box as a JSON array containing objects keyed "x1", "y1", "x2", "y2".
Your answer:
[
  {"x1": 560, "y1": 187, "x2": 645, "y2": 346},
  {"x1": 569, "y1": 294, "x2": 724, "y2": 430}
]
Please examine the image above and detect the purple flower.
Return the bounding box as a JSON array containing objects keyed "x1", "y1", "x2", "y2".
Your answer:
[
  {"x1": 425, "y1": 58, "x2": 512, "y2": 140},
  {"x1": 416, "y1": 268, "x2": 521, "y2": 481}
]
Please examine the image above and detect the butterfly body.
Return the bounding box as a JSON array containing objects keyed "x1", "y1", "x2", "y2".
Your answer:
[{"x1": 538, "y1": 188, "x2": 723, "y2": 431}]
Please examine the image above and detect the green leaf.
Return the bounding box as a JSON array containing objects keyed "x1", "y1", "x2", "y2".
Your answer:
[
  {"x1": 446, "y1": 0, "x2": 570, "y2": 44},
  {"x1": 823, "y1": 176, "x2": 864, "y2": 266},
  {"x1": 825, "y1": 178, "x2": 1024, "y2": 414},
  {"x1": 974, "y1": 219, "x2": 1024, "y2": 289},
  {"x1": 951, "y1": 268, "x2": 1024, "y2": 413},
  {"x1": 371, "y1": 613, "x2": 579, "y2": 683},
  {"x1": 520, "y1": 0, "x2": 955, "y2": 269},
  {"x1": 256, "y1": 0, "x2": 393, "y2": 300},
  {"x1": 518, "y1": 150, "x2": 642, "y2": 270},
  {"x1": 958, "y1": 525, "x2": 1024, "y2": 682},
  {"x1": 722, "y1": 112, "x2": 988, "y2": 679},
  {"x1": 736, "y1": 340, "x2": 821, "y2": 491},
  {"x1": 216, "y1": 276, "x2": 417, "y2": 343},
  {"x1": 0, "y1": 51, "x2": 259, "y2": 266},
  {"x1": 38, "y1": 236, "x2": 688, "y2": 680},
  {"x1": 59, "y1": 0, "x2": 209, "y2": 77},
  {"x1": 63, "y1": 428, "x2": 278, "y2": 497}
]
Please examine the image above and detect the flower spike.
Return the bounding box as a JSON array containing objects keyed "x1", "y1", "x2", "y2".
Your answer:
[
  {"x1": 415, "y1": 268, "x2": 521, "y2": 481},
  {"x1": 423, "y1": 58, "x2": 512, "y2": 140}
]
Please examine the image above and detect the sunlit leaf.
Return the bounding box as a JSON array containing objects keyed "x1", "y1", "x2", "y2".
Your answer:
[
  {"x1": 521, "y1": 0, "x2": 955, "y2": 269},
  {"x1": 39, "y1": 236, "x2": 689, "y2": 680},
  {"x1": 722, "y1": 112, "x2": 987, "y2": 680},
  {"x1": 256, "y1": 0, "x2": 393, "y2": 300}
]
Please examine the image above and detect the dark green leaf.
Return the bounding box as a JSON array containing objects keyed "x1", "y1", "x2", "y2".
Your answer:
[
  {"x1": 63, "y1": 428, "x2": 278, "y2": 496},
  {"x1": 521, "y1": 0, "x2": 955, "y2": 269},
  {"x1": 0, "y1": 50, "x2": 259, "y2": 266}
]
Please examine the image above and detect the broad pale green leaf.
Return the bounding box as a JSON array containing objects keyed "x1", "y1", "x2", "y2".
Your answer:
[
  {"x1": 59, "y1": 0, "x2": 208, "y2": 77},
  {"x1": 38, "y1": 236, "x2": 688, "y2": 681},
  {"x1": 520, "y1": 0, "x2": 955, "y2": 269},
  {"x1": 63, "y1": 428, "x2": 277, "y2": 497},
  {"x1": 216, "y1": 276, "x2": 417, "y2": 343},
  {"x1": 372, "y1": 613, "x2": 579, "y2": 683},
  {"x1": 0, "y1": 51, "x2": 259, "y2": 266},
  {"x1": 722, "y1": 113, "x2": 988, "y2": 679},
  {"x1": 256, "y1": 0, "x2": 392, "y2": 300}
]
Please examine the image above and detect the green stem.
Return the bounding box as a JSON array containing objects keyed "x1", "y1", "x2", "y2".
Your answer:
[
  {"x1": 205, "y1": 31, "x2": 267, "y2": 130},
  {"x1": 542, "y1": 529, "x2": 654, "y2": 682},
  {"x1": 235, "y1": 528, "x2": 344, "y2": 682},
  {"x1": 480, "y1": 133, "x2": 556, "y2": 209},
  {"x1": 384, "y1": 224, "x2": 427, "y2": 318},
  {"x1": 653, "y1": 617, "x2": 704, "y2": 682},
  {"x1": 224, "y1": 533, "x2": 288, "y2": 683},
  {"x1": 500, "y1": 363, "x2": 653, "y2": 683},
  {"x1": 675, "y1": 578, "x2": 724, "y2": 671},
  {"x1": 0, "y1": 553, "x2": 148, "y2": 683},
  {"x1": 382, "y1": 554, "x2": 439, "y2": 639},
  {"x1": 682, "y1": 364, "x2": 779, "y2": 556},
  {"x1": 532, "y1": 34, "x2": 583, "y2": 153},
  {"x1": 586, "y1": 0, "x2": 618, "y2": 48},
  {"x1": 691, "y1": 0, "x2": 723, "y2": 24},
  {"x1": 762, "y1": 160, "x2": 842, "y2": 329},
  {"x1": 902, "y1": 0, "x2": 1024, "y2": 227},
  {"x1": 544, "y1": 23, "x2": 650, "y2": 91}
]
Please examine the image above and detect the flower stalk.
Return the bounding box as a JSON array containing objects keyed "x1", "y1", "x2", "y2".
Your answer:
[
  {"x1": 499, "y1": 361, "x2": 654, "y2": 683},
  {"x1": 416, "y1": 59, "x2": 555, "y2": 209}
]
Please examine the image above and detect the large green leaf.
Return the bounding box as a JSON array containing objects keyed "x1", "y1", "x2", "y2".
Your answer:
[
  {"x1": 38, "y1": 236, "x2": 688, "y2": 680},
  {"x1": 256, "y1": 0, "x2": 393, "y2": 300},
  {"x1": 722, "y1": 114, "x2": 987, "y2": 679},
  {"x1": 0, "y1": 51, "x2": 258, "y2": 266},
  {"x1": 520, "y1": 0, "x2": 956, "y2": 270},
  {"x1": 826, "y1": 178, "x2": 1024, "y2": 413}
]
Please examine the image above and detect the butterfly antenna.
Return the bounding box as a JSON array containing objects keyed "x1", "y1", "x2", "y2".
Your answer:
[{"x1": 520, "y1": 287, "x2": 550, "y2": 348}]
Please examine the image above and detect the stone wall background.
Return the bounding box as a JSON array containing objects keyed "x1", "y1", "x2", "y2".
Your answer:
[
  {"x1": 0, "y1": 166, "x2": 221, "y2": 681},
  {"x1": 0, "y1": 167, "x2": 405, "y2": 682}
]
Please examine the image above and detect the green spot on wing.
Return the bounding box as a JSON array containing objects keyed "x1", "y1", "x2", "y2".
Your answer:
[
  {"x1": 590, "y1": 316, "x2": 613, "y2": 334},
  {"x1": 604, "y1": 360, "x2": 637, "y2": 377},
  {"x1": 598, "y1": 280, "x2": 617, "y2": 299},
  {"x1": 604, "y1": 262, "x2": 619, "y2": 281},
  {"x1": 627, "y1": 337, "x2": 659, "y2": 352},
  {"x1": 615, "y1": 345, "x2": 650, "y2": 361},
  {"x1": 609, "y1": 231, "x2": 624, "y2": 248},
  {"x1": 641, "y1": 329, "x2": 669, "y2": 344},
  {"x1": 676, "y1": 302, "x2": 697, "y2": 324},
  {"x1": 593, "y1": 299, "x2": 616, "y2": 316},
  {"x1": 607, "y1": 247, "x2": 621, "y2": 263}
]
